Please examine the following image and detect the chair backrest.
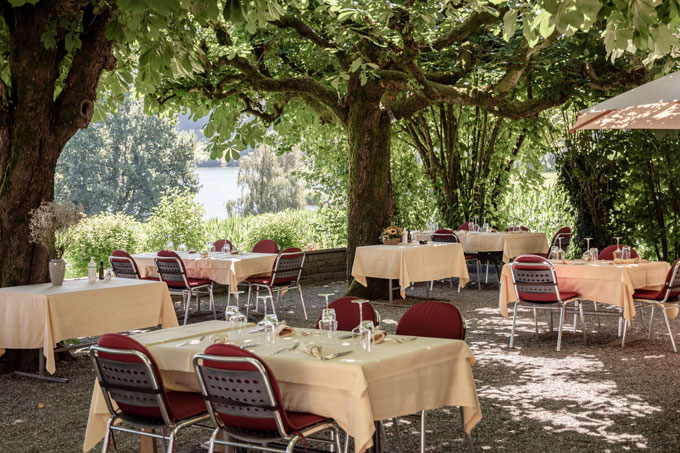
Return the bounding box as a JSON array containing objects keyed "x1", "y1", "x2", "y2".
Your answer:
[
  {"x1": 155, "y1": 250, "x2": 190, "y2": 288},
  {"x1": 664, "y1": 258, "x2": 680, "y2": 300},
  {"x1": 395, "y1": 302, "x2": 466, "y2": 340},
  {"x1": 457, "y1": 221, "x2": 471, "y2": 231},
  {"x1": 550, "y1": 227, "x2": 572, "y2": 252},
  {"x1": 505, "y1": 225, "x2": 530, "y2": 232},
  {"x1": 598, "y1": 245, "x2": 639, "y2": 260},
  {"x1": 315, "y1": 296, "x2": 379, "y2": 331},
  {"x1": 510, "y1": 255, "x2": 565, "y2": 303},
  {"x1": 109, "y1": 249, "x2": 140, "y2": 279},
  {"x1": 252, "y1": 239, "x2": 280, "y2": 254},
  {"x1": 193, "y1": 343, "x2": 291, "y2": 436},
  {"x1": 431, "y1": 229, "x2": 459, "y2": 243},
  {"x1": 213, "y1": 239, "x2": 233, "y2": 252},
  {"x1": 89, "y1": 333, "x2": 172, "y2": 424},
  {"x1": 271, "y1": 248, "x2": 305, "y2": 285}
]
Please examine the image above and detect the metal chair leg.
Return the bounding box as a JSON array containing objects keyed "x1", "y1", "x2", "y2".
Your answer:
[
  {"x1": 102, "y1": 417, "x2": 114, "y2": 453},
  {"x1": 662, "y1": 308, "x2": 677, "y2": 353},
  {"x1": 297, "y1": 285, "x2": 308, "y2": 320},
  {"x1": 420, "y1": 410, "x2": 426, "y2": 453},
  {"x1": 579, "y1": 301, "x2": 587, "y2": 343},
  {"x1": 556, "y1": 305, "x2": 565, "y2": 351},
  {"x1": 209, "y1": 285, "x2": 216, "y2": 320},
  {"x1": 392, "y1": 418, "x2": 404, "y2": 453},
  {"x1": 476, "y1": 260, "x2": 481, "y2": 290},
  {"x1": 267, "y1": 287, "x2": 277, "y2": 317},
  {"x1": 485, "y1": 261, "x2": 489, "y2": 283},
  {"x1": 593, "y1": 301, "x2": 601, "y2": 329},
  {"x1": 343, "y1": 431, "x2": 349, "y2": 453},
  {"x1": 533, "y1": 307, "x2": 539, "y2": 340},
  {"x1": 621, "y1": 318, "x2": 628, "y2": 349},
  {"x1": 182, "y1": 291, "x2": 190, "y2": 325},
  {"x1": 509, "y1": 302, "x2": 519, "y2": 348},
  {"x1": 648, "y1": 305, "x2": 656, "y2": 340}
]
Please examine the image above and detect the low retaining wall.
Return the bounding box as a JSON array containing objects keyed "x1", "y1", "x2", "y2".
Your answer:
[{"x1": 301, "y1": 247, "x2": 348, "y2": 283}]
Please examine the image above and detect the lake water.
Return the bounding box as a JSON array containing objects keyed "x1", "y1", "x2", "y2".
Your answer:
[{"x1": 195, "y1": 167, "x2": 241, "y2": 219}]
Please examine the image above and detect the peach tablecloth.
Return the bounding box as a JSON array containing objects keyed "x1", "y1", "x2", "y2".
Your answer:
[
  {"x1": 457, "y1": 231, "x2": 549, "y2": 263},
  {"x1": 132, "y1": 252, "x2": 277, "y2": 288},
  {"x1": 84, "y1": 321, "x2": 482, "y2": 453},
  {"x1": 499, "y1": 260, "x2": 672, "y2": 322},
  {"x1": 0, "y1": 279, "x2": 177, "y2": 374},
  {"x1": 351, "y1": 243, "x2": 470, "y2": 298}
]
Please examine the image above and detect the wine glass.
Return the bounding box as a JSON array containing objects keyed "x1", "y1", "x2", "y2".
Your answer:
[
  {"x1": 557, "y1": 237, "x2": 566, "y2": 260},
  {"x1": 584, "y1": 237, "x2": 592, "y2": 252},
  {"x1": 320, "y1": 311, "x2": 338, "y2": 339},
  {"x1": 590, "y1": 247, "x2": 599, "y2": 263},
  {"x1": 206, "y1": 241, "x2": 215, "y2": 253},
  {"x1": 350, "y1": 299, "x2": 372, "y2": 334},
  {"x1": 178, "y1": 243, "x2": 187, "y2": 253},
  {"x1": 613, "y1": 237, "x2": 623, "y2": 260},
  {"x1": 549, "y1": 246, "x2": 560, "y2": 260},
  {"x1": 225, "y1": 306, "x2": 241, "y2": 326},
  {"x1": 622, "y1": 246, "x2": 631, "y2": 260},
  {"x1": 263, "y1": 313, "x2": 279, "y2": 344},
  {"x1": 166, "y1": 240, "x2": 174, "y2": 251}
]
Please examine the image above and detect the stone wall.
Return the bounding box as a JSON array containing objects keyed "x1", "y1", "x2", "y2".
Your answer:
[{"x1": 300, "y1": 247, "x2": 348, "y2": 283}]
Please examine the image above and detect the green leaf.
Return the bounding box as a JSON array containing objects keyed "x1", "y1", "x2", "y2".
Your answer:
[
  {"x1": 8, "y1": 0, "x2": 39, "y2": 6},
  {"x1": 64, "y1": 32, "x2": 82, "y2": 53},
  {"x1": 349, "y1": 57, "x2": 362, "y2": 73},
  {"x1": 503, "y1": 10, "x2": 518, "y2": 41}
]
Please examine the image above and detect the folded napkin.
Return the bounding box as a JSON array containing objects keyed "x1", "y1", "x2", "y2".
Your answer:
[
  {"x1": 209, "y1": 333, "x2": 229, "y2": 344},
  {"x1": 277, "y1": 324, "x2": 296, "y2": 338},
  {"x1": 373, "y1": 330, "x2": 387, "y2": 344},
  {"x1": 301, "y1": 342, "x2": 322, "y2": 359},
  {"x1": 613, "y1": 258, "x2": 641, "y2": 264}
]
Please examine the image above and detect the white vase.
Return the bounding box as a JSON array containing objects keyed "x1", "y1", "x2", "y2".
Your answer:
[{"x1": 49, "y1": 259, "x2": 66, "y2": 286}]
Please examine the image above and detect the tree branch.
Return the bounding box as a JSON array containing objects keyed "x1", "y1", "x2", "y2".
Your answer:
[
  {"x1": 271, "y1": 16, "x2": 334, "y2": 48},
  {"x1": 239, "y1": 93, "x2": 290, "y2": 124},
  {"x1": 431, "y1": 8, "x2": 501, "y2": 50}
]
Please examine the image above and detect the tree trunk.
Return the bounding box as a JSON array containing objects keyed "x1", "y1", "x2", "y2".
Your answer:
[
  {"x1": 0, "y1": 3, "x2": 114, "y2": 287},
  {"x1": 345, "y1": 84, "x2": 394, "y2": 299}
]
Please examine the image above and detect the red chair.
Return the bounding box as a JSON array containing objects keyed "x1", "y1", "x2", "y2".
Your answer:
[
  {"x1": 457, "y1": 221, "x2": 471, "y2": 231},
  {"x1": 536, "y1": 227, "x2": 572, "y2": 258},
  {"x1": 430, "y1": 229, "x2": 482, "y2": 290},
  {"x1": 314, "y1": 296, "x2": 380, "y2": 331},
  {"x1": 630, "y1": 258, "x2": 680, "y2": 352},
  {"x1": 193, "y1": 343, "x2": 341, "y2": 452},
  {"x1": 245, "y1": 247, "x2": 307, "y2": 320},
  {"x1": 509, "y1": 255, "x2": 582, "y2": 351},
  {"x1": 155, "y1": 250, "x2": 216, "y2": 325},
  {"x1": 213, "y1": 239, "x2": 233, "y2": 253},
  {"x1": 252, "y1": 239, "x2": 280, "y2": 254},
  {"x1": 598, "y1": 245, "x2": 639, "y2": 260},
  {"x1": 392, "y1": 302, "x2": 471, "y2": 451},
  {"x1": 108, "y1": 249, "x2": 158, "y2": 281},
  {"x1": 90, "y1": 334, "x2": 209, "y2": 453}
]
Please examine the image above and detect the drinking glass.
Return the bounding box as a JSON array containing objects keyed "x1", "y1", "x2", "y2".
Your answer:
[
  {"x1": 582, "y1": 249, "x2": 592, "y2": 262},
  {"x1": 319, "y1": 292, "x2": 334, "y2": 310},
  {"x1": 622, "y1": 246, "x2": 631, "y2": 260},
  {"x1": 104, "y1": 268, "x2": 112, "y2": 281},
  {"x1": 166, "y1": 240, "x2": 174, "y2": 251},
  {"x1": 589, "y1": 248, "x2": 599, "y2": 263},
  {"x1": 482, "y1": 223, "x2": 489, "y2": 234},
  {"x1": 585, "y1": 237, "x2": 592, "y2": 251},
  {"x1": 221, "y1": 243, "x2": 231, "y2": 254},
  {"x1": 225, "y1": 306, "x2": 241, "y2": 325},
  {"x1": 549, "y1": 246, "x2": 560, "y2": 260},
  {"x1": 206, "y1": 241, "x2": 215, "y2": 253},
  {"x1": 178, "y1": 243, "x2": 187, "y2": 253},
  {"x1": 557, "y1": 237, "x2": 566, "y2": 260},
  {"x1": 350, "y1": 299, "x2": 370, "y2": 335},
  {"x1": 359, "y1": 328, "x2": 373, "y2": 352},
  {"x1": 320, "y1": 310, "x2": 338, "y2": 339},
  {"x1": 263, "y1": 313, "x2": 279, "y2": 344}
]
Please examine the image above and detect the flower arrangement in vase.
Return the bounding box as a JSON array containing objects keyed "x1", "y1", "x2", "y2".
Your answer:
[
  {"x1": 380, "y1": 226, "x2": 403, "y2": 245},
  {"x1": 29, "y1": 201, "x2": 82, "y2": 285}
]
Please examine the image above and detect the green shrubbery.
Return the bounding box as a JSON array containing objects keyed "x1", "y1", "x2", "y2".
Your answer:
[
  {"x1": 64, "y1": 213, "x2": 143, "y2": 275},
  {"x1": 63, "y1": 191, "x2": 347, "y2": 276}
]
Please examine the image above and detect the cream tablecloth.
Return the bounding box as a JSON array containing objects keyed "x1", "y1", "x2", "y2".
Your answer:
[
  {"x1": 84, "y1": 321, "x2": 482, "y2": 453},
  {"x1": 132, "y1": 252, "x2": 277, "y2": 288},
  {"x1": 499, "y1": 260, "x2": 672, "y2": 322},
  {"x1": 351, "y1": 243, "x2": 470, "y2": 298},
  {"x1": 456, "y1": 231, "x2": 548, "y2": 263},
  {"x1": 0, "y1": 279, "x2": 177, "y2": 374}
]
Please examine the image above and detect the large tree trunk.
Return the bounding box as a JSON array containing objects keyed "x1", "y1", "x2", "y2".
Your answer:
[
  {"x1": 345, "y1": 83, "x2": 394, "y2": 298},
  {"x1": 0, "y1": 2, "x2": 114, "y2": 287}
]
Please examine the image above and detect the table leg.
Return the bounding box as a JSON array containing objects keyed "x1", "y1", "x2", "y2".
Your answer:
[
  {"x1": 368, "y1": 421, "x2": 382, "y2": 452},
  {"x1": 14, "y1": 348, "x2": 68, "y2": 383},
  {"x1": 388, "y1": 279, "x2": 393, "y2": 304}
]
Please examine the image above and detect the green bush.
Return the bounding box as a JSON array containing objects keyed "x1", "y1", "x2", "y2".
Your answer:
[
  {"x1": 144, "y1": 188, "x2": 208, "y2": 251},
  {"x1": 63, "y1": 213, "x2": 143, "y2": 276},
  {"x1": 310, "y1": 206, "x2": 347, "y2": 249},
  {"x1": 241, "y1": 210, "x2": 312, "y2": 251}
]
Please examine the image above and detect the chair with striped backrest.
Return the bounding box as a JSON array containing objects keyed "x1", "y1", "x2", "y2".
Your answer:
[
  {"x1": 631, "y1": 258, "x2": 680, "y2": 352},
  {"x1": 391, "y1": 301, "x2": 470, "y2": 452},
  {"x1": 155, "y1": 250, "x2": 216, "y2": 325},
  {"x1": 193, "y1": 343, "x2": 342, "y2": 453},
  {"x1": 245, "y1": 247, "x2": 307, "y2": 320},
  {"x1": 252, "y1": 239, "x2": 280, "y2": 254},
  {"x1": 90, "y1": 334, "x2": 209, "y2": 452},
  {"x1": 109, "y1": 249, "x2": 158, "y2": 281},
  {"x1": 509, "y1": 255, "x2": 582, "y2": 351},
  {"x1": 430, "y1": 229, "x2": 481, "y2": 291}
]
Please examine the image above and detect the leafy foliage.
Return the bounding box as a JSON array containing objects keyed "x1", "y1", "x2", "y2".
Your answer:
[
  {"x1": 56, "y1": 97, "x2": 199, "y2": 220},
  {"x1": 236, "y1": 142, "x2": 307, "y2": 215},
  {"x1": 144, "y1": 188, "x2": 207, "y2": 251},
  {"x1": 63, "y1": 212, "x2": 143, "y2": 275}
]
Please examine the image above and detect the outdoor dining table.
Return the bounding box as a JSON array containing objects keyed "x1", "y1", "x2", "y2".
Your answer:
[
  {"x1": 499, "y1": 259, "x2": 673, "y2": 323},
  {"x1": 0, "y1": 278, "x2": 177, "y2": 380},
  {"x1": 132, "y1": 251, "x2": 277, "y2": 289},
  {"x1": 83, "y1": 320, "x2": 482, "y2": 453},
  {"x1": 456, "y1": 230, "x2": 549, "y2": 263},
  {"x1": 351, "y1": 242, "x2": 470, "y2": 302}
]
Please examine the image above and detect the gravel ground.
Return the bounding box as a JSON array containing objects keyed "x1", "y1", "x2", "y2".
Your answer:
[{"x1": 2, "y1": 275, "x2": 680, "y2": 452}]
